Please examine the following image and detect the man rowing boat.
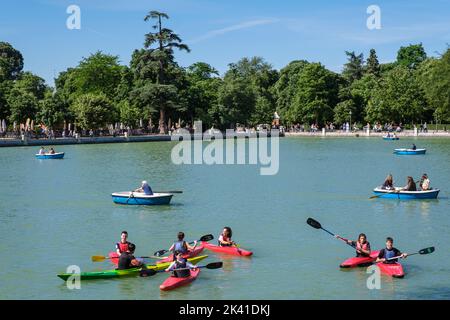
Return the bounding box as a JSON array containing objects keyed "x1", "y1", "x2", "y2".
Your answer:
[{"x1": 134, "y1": 180, "x2": 153, "y2": 195}]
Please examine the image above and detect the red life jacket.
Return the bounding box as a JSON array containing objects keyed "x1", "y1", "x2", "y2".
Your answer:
[
  {"x1": 356, "y1": 241, "x2": 370, "y2": 257},
  {"x1": 117, "y1": 241, "x2": 130, "y2": 253}
]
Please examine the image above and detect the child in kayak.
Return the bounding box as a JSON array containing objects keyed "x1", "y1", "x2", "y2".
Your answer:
[
  {"x1": 116, "y1": 243, "x2": 143, "y2": 270},
  {"x1": 335, "y1": 233, "x2": 371, "y2": 257},
  {"x1": 168, "y1": 232, "x2": 197, "y2": 259},
  {"x1": 165, "y1": 251, "x2": 198, "y2": 278},
  {"x1": 218, "y1": 227, "x2": 236, "y2": 247},
  {"x1": 116, "y1": 231, "x2": 133, "y2": 256},
  {"x1": 376, "y1": 237, "x2": 408, "y2": 264}
]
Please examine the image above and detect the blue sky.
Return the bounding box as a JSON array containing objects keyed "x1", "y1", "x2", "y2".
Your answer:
[{"x1": 1, "y1": 0, "x2": 449, "y2": 86}]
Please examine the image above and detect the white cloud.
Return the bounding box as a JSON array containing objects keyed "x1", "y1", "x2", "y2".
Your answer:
[{"x1": 187, "y1": 18, "x2": 279, "y2": 44}]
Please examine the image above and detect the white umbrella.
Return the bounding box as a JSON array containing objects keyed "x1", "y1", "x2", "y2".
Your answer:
[
  {"x1": 120, "y1": 123, "x2": 124, "y2": 130},
  {"x1": 63, "y1": 120, "x2": 67, "y2": 131},
  {"x1": 13, "y1": 121, "x2": 16, "y2": 131},
  {"x1": 139, "y1": 119, "x2": 143, "y2": 128},
  {"x1": 3, "y1": 119, "x2": 7, "y2": 132}
]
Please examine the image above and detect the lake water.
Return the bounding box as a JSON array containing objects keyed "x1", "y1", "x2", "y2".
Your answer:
[{"x1": 0, "y1": 136, "x2": 449, "y2": 299}]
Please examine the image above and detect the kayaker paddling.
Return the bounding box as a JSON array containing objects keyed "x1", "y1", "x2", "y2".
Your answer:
[
  {"x1": 376, "y1": 237, "x2": 408, "y2": 264},
  {"x1": 134, "y1": 180, "x2": 153, "y2": 195},
  {"x1": 116, "y1": 243, "x2": 144, "y2": 270},
  {"x1": 116, "y1": 231, "x2": 133, "y2": 256},
  {"x1": 335, "y1": 233, "x2": 371, "y2": 257},
  {"x1": 218, "y1": 227, "x2": 236, "y2": 247},
  {"x1": 165, "y1": 251, "x2": 198, "y2": 278},
  {"x1": 168, "y1": 232, "x2": 198, "y2": 259}
]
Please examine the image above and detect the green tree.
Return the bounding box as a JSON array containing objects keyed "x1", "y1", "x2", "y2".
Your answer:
[
  {"x1": 7, "y1": 87, "x2": 39, "y2": 124},
  {"x1": 0, "y1": 80, "x2": 13, "y2": 120},
  {"x1": 0, "y1": 42, "x2": 23, "y2": 81},
  {"x1": 132, "y1": 10, "x2": 190, "y2": 133},
  {"x1": 342, "y1": 51, "x2": 364, "y2": 83},
  {"x1": 37, "y1": 91, "x2": 66, "y2": 128},
  {"x1": 397, "y1": 43, "x2": 427, "y2": 69},
  {"x1": 71, "y1": 93, "x2": 115, "y2": 130},
  {"x1": 366, "y1": 49, "x2": 380, "y2": 77}
]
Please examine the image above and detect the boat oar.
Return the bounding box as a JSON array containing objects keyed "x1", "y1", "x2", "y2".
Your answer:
[
  {"x1": 153, "y1": 234, "x2": 214, "y2": 257},
  {"x1": 385, "y1": 246, "x2": 435, "y2": 261},
  {"x1": 91, "y1": 254, "x2": 165, "y2": 262},
  {"x1": 154, "y1": 190, "x2": 183, "y2": 194},
  {"x1": 306, "y1": 218, "x2": 355, "y2": 249},
  {"x1": 140, "y1": 261, "x2": 223, "y2": 277},
  {"x1": 369, "y1": 189, "x2": 400, "y2": 199}
]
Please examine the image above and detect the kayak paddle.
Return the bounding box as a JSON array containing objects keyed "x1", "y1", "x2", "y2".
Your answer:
[
  {"x1": 140, "y1": 261, "x2": 223, "y2": 277},
  {"x1": 384, "y1": 246, "x2": 435, "y2": 261},
  {"x1": 91, "y1": 254, "x2": 165, "y2": 262},
  {"x1": 306, "y1": 218, "x2": 355, "y2": 250},
  {"x1": 153, "y1": 234, "x2": 214, "y2": 257}
]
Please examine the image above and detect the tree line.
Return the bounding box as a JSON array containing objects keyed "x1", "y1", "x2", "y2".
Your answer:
[{"x1": 0, "y1": 11, "x2": 449, "y2": 135}]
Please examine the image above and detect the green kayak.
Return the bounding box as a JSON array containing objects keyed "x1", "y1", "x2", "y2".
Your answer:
[{"x1": 57, "y1": 255, "x2": 208, "y2": 281}]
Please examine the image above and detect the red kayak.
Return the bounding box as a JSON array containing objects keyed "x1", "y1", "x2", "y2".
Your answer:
[
  {"x1": 201, "y1": 241, "x2": 253, "y2": 256},
  {"x1": 340, "y1": 250, "x2": 380, "y2": 268},
  {"x1": 376, "y1": 262, "x2": 405, "y2": 278},
  {"x1": 160, "y1": 268, "x2": 200, "y2": 291},
  {"x1": 156, "y1": 245, "x2": 205, "y2": 264}
]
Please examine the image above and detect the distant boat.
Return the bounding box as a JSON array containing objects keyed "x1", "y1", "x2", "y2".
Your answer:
[
  {"x1": 111, "y1": 192, "x2": 173, "y2": 205},
  {"x1": 35, "y1": 152, "x2": 65, "y2": 159},
  {"x1": 394, "y1": 148, "x2": 426, "y2": 155},
  {"x1": 383, "y1": 136, "x2": 399, "y2": 140},
  {"x1": 372, "y1": 187, "x2": 439, "y2": 199}
]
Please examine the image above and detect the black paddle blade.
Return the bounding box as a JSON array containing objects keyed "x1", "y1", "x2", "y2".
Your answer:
[
  {"x1": 419, "y1": 247, "x2": 435, "y2": 255},
  {"x1": 199, "y1": 234, "x2": 214, "y2": 242},
  {"x1": 307, "y1": 218, "x2": 321, "y2": 229},
  {"x1": 154, "y1": 249, "x2": 168, "y2": 257},
  {"x1": 139, "y1": 269, "x2": 157, "y2": 277},
  {"x1": 206, "y1": 262, "x2": 223, "y2": 269}
]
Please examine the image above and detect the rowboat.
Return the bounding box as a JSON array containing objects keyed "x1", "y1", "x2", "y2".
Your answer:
[
  {"x1": 35, "y1": 152, "x2": 65, "y2": 159},
  {"x1": 383, "y1": 136, "x2": 399, "y2": 140},
  {"x1": 56, "y1": 255, "x2": 207, "y2": 281},
  {"x1": 111, "y1": 191, "x2": 173, "y2": 205},
  {"x1": 394, "y1": 148, "x2": 426, "y2": 155},
  {"x1": 373, "y1": 187, "x2": 440, "y2": 199}
]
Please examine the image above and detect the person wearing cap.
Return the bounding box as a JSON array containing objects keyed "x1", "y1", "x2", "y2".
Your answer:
[
  {"x1": 420, "y1": 174, "x2": 431, "y2": 191},
  {"x1": 116, "y1": 243, "x2": 143, "y2": 270},
  {"x1": 134, "y1": 180, "x2": 153, "y2": 195}
]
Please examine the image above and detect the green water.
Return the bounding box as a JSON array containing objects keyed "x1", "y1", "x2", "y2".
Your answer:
[{"x1": 0, "y1": 137, "x2": 449, "y2": 299}]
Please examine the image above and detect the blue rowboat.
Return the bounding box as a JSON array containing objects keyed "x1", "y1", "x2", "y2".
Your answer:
[
  {"x1": 373, "y1": 187, "x2": 439, "y2": 199},
  {"x1": 394, "y1": 148, "x2": 426, "y2": 155},
  {"x1": 35, "y1": 152, "x2": 65, "y2": 159},
  {"x1": 112, "y1": 192, "x2": 173, "y2": 205},
  {"x1": 383, "y1": 136, "x2": 399, "y2": 140}
]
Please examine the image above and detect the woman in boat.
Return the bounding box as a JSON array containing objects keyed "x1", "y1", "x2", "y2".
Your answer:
[
  {"x1": 116, "y1": 243, "x2": 143, "y2": 270},
  {"x1": 376, "y1": 237, "x2": 407, "y2": 264},
  {"x1": 49, "y1": 148, "x2": 56, "y2": 154},
  {"x1": 335, "y1": 233, "x2": 371, "y2": 257},
  {"x1": 38, "y1": 147, "x2": 46, "y2": 155},
  {"x1": 402, "y1": 176, "x2": 417, "y2": 191},
  {"x1": 134, "y1": 180, "x2": 153, "y2": 195},
  {"x1": 420, "y1": 174, "x2": 431, "y2": 191},
  {"x1": 165, "y1": 251, "x2": 198, "y2": 278},
  {"x1": 381, "y1": 174, "x2": 394, "y2": 190},
  {"x1": 218, "y1": 227, "x2": 236, "y2": 247},
  {"x1": 115, "y1": 231, "x2": 132, "y2": 256},
  {"x1": 168, "y1": 232, "x2": 197, "y2": 259}
]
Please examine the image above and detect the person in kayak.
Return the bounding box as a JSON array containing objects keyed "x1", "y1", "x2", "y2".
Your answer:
[
  {"x1": 165, "y1": 251, "x2": 197, "y2": 278},
  {"x1": 134, "y1": 180, "x2": 153, "y2": 195},
  {"x1": 335, "y1": 233, "x2": 371, "y2": 257},
  {"x1": 116, "y1": 231, "x2": 132, "y2": 256},
  {"x1": 381, "y1": 174, "x2": 394, "y2": 190},
  {"x1": 376, "y1": 237, "x2": 407, "y2": 264},
  {"x1": 218, "y1": 227, "x2": 236, "y2": 247},
  {"x1": 168, "y1": 232, "x2": 197, "y2": 259},
  {"x1": 402, "y1": 176, "x2": 417, "y2": 191},
  {"x1": 420, "y1": 174, "x2": 431, "y2": 191},
  {"x1": 116, "y1": 243, "x2": 143, "y2": 270}
]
